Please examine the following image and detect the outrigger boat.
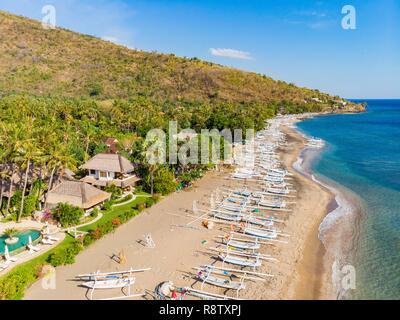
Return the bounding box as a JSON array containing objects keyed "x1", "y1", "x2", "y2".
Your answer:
[
  {"x1": 76, "y1": 268, "x2": 150, "y2": 300},
  {"x1": 213, "y1": 211, "x2": 242, "y2": 222},
  {"x1": 257, "y1": 198, "x2": 286, "y2": 209},
  {"x1": 223, "y1": 237, "x2": 261, "y2": 252},
  {"x1": 242, "y1": 227, "x2": 278, "y2": 239},
  {"x1": 218, "y1": 252, "x2": 262, "y2": 270},
  {"x1": 197, "y1": 268, "x2": 246, "y2": 297}
]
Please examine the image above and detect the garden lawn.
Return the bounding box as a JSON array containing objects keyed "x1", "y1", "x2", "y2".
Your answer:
[{"x1": 79, "y1": 194, "x2": 149, "y2": 232}]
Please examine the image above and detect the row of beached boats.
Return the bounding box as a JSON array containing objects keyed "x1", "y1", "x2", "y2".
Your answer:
[{"x1": 170, "y1": 118, "x2": 297, "y2": 300}]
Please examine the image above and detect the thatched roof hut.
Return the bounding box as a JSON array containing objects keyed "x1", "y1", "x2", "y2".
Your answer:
[
  {"x1": 46, "y1": 181, "x2": 111, "y2": 210},
  {"x1": 81, "y1": 153, "x2": 134, "y2": 174}
]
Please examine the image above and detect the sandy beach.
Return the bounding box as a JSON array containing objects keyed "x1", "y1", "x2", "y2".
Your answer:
[{"x1": 24, "y1": 124, "x2": 336, "y2": 300}]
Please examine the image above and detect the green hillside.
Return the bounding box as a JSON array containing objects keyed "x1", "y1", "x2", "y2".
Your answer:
[{"x1": 0, "y1": 10, "x2": 363, "y2": 113}]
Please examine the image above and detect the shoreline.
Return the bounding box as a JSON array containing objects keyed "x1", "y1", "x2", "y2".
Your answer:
[
  {"x1": 288, "y1": 118, "x2": 363, "y2": 300},
  {"x1": 279, "y1": 125, "x2": 336, "y2": 299}
]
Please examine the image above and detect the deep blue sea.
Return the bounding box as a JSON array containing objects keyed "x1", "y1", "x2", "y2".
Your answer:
[{"x1": 297, "y1": 100, "x2": 400, "y2": 299}]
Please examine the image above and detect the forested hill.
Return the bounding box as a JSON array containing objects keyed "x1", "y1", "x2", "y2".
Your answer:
[{"x1": 0, "y1": 10, "x2": 363, "y2": 113}]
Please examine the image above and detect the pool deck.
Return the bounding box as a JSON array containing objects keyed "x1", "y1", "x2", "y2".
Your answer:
[
  {"x1": 0, "y1": 219, "x2": 64, "y2": 276},
  {"x1": 0, "y1": 232, "x2": 65, "y2": 276},
  {"x1": 0, "y1": 219, "x2": 49, "y2": 234}
]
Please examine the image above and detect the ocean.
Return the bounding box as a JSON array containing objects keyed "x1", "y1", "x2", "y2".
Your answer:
[{"x1": 296, "y1": 100, "x2": 400, "y2": 300}]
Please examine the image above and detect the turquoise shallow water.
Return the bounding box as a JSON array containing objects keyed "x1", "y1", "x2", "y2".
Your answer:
[
  {"x1": 297, "y1": 100, "x2": 400, "y2": 300},
  {"x1": 0, "y1": 229, "x2": 41, "y2": 254}
]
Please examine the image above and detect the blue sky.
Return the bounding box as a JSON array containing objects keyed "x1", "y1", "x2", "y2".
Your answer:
[{"x1": 1, "y1": 0, "x2": 399, "y2": 98}]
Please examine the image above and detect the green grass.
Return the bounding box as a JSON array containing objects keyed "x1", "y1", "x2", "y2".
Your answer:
[
  {"x1": 79, "y1": 194, "x2": 149, "y2": 232},
  {"x1": 0, "y1": 235, "x2": 75, "y2": 300}
]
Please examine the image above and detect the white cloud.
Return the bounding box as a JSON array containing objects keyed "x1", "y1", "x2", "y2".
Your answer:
[{"x1": 209, "y1": 48, "x2": 253, "y2": 60}]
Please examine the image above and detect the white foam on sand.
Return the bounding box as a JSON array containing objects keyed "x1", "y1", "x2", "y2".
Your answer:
[{"x1": 292, "y1": 131, "x2": 359, "y2": 299}]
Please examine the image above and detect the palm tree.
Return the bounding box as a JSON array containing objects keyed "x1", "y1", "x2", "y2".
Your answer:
[
  {"x1": 14, "y1": 122, "x2": 42, "y2": 222},
  {"x1": 0, "y1": 166, "x2": 9, "y2": 216},
  {"x1": 1, "y1": 124, "x2": 19, "y2": 213},
  {"x1": 3, "y1": 228, "x2": 19, "y2": 241},
  {"x1": 80, "y1": 120, "x2": 97, "y2": 161},
  {"x1": 44, "y1": 142, "x2": 77, "y2": 207}
]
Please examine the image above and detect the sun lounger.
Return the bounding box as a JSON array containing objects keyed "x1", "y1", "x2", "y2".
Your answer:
[
  {"x1": 46, "y1": 235, "x2": 59, "y2": 242},
  {"x1": 41, "y1": 238, "x2": 55, "y2": 245},
  {"x1": 27, "y1": 244, "x2": 41, "y2": 254},
  {"x1": 0, "y1": 260, "x2": 11, "y2": 271},
  {"x1": 5, "y1": 254, "x2": 17, "y2": 263}
]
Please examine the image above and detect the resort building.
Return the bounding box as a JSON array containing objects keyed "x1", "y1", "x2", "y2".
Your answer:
[
  {"x1": 80, "y1": 153, "x2": 139, "y2": 189},
  {"x1": 45, "y1": 180, "x2": 111, "y2": 210}
]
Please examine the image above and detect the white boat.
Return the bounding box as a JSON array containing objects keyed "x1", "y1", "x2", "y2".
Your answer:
[
  {"x1": 219, "y1": 253, "x2": 262, "y2": 269},
  {"x1": 182, "y1": 287, "x2": 241, "y2": 301},
  {"x1": 266, "y1": 187, "x2": 290, "y2": 195},
  {"x1": 244, "y1": 215, "x2": 274, "y2": 228},
  {"x1": 258, "y1": 199, "x2": 286, "y2": 209},
  {"x1": 232, "y1": 172, "x2": 253, "y2": 179},
  {"x1": 198, "y1": 271, "x2": 245, "y2": 291},
  {"x1": 77, "y1": 268, "x2": 151, "y2": 281},
  {"x1": 243, "y1": 227, "x2": 278, "y2": 239},
  {"x1": 269, "y1": 168, "x2": 287, "y2": 176},
  {"x1": 77, "y1": 268, "x2": 149, "y2": 300},
  {"x1": 263, "y1": 175, "x2": 284, "y2": 183},
  {"x1": 220, "y1": 204, "x2": 244, "y2": 213},
  {"x1": 213, "y1": 212, "x2": 242, "y2": 222},
  {"x1": 225, "y1": 239, "x2": 261, "y2": 251},
  {"x1": 266, "y1": 170, "x2": 286, "y2": 178},
  {"x1": 233, "y1": 190, "x2": 252, "y2": 198},
  {"x1": 82, "y1": 277, "x2": 135, "y2": 289}
]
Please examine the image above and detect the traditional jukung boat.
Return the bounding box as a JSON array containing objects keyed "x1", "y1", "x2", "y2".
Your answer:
[
  {"x1": 225, "y1": 238, "x2": 261, "y2": 251},
  {"x1": 257, "y1": 198, "x2": 286, "y2": 209},
  {"x1": 266, "y1": 187, "x2": 291, "y2": 195},
  {"x1": 243, "y1": 215, "x2": 274, "y2": 228},
  {"x1": 213, "y1": 211, "x2": 242, "y2": 222},
  {"x1": 218, "y1": 253, "x2": 262, "y2": 270},
  {"x1": 242, "y1": 227, "x2": 278, "y2": 240},
  {"x1": 197, "y1": 269, "x2": 246, "y2": 295},
  {"x1": 76, "y1": 268, "x2": 149, "y2": 300}
]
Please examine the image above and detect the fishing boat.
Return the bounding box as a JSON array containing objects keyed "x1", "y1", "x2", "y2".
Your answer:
[
  {"x1": 258, "y1": 198, "x2": 286, "y2": 209},
  {"x1": 197, "y1": 270, "x2": 246, "y2": 292},
  {"x1": 266, "y1": 187, "x2": 291, "y2": 195},
  {"x1": 243, "y1": 215, "x2": 274, "y2": 228},
  {"x1": 81, "y1": 276, "x2": 135, "y2": 290},
  {"x1": 263, "y1": 175, "x2": 284, "y2": 183},
  {"x1": 76, "y1": 268, "x2": 149, "y2": 300},
  {"x1": 219, "y1": 253, "x2": 262, "y2": 270},
  {"x1": 242, "y1": 227, "x2": 278, "y2": 239},
  {"x1": 213, "y1": 211, "x2": 242, "y2": 222},
  {"x1": 232, "y1": 172, "x2": 253, "y2": 179},
  {"x1": 266, "y1": 170, "x2": 286, "y2": 178},
  {"x1": 224, "y1": 238, "x2": 261, "y2": 251}
]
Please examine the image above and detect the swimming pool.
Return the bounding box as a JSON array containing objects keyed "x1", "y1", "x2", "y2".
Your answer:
[{"x1": 0, "y1": 229, "x2": 41, "y2": 255}]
